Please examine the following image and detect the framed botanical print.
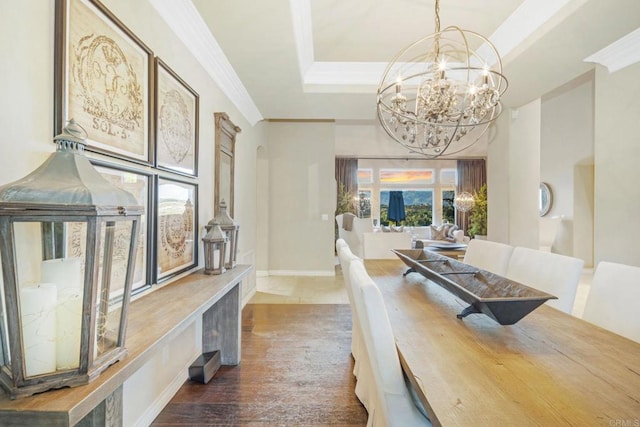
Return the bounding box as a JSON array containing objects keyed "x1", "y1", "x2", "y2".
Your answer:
[
  {"x1": 54, "y1": 0, "x2": 154, "y2": 164},
  {"x1": 64, "y1": 161, "x2": 153, "y2": 297},
  {"x1": 156, "y1": 176, "x2": 198, "y2": 282},
  {"x1": 155, "y1": 58, "x2": 199, "y2": 176}
]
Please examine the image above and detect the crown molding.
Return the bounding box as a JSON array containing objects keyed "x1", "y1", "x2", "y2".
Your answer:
[
  {"x1": 584, "y1": 27, "x2": 640, "y2": 73},
  {"x1": 149, "y1": 0, "x2": 263, "y2": 125}
]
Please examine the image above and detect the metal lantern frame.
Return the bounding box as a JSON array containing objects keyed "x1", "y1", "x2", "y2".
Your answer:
[
  {"x1": 0, "y1": 121, "x2": 143, "y2": 399},
  {"x1": 202, "y1": 220, "x2": 228, "y2": 275},
  {"x1": 213, "y1": 200, "x2": 239, "y2": 270}
]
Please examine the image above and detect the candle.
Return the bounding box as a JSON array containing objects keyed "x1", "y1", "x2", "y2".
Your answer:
[
  {"x1": 56, "y1": 288, "x2": 82, "y2": 370},
  {"x1": 20, "y1": 284, "x2": 57, "y2": 377},
  {"x1": 41, "y1": 258, "x2": 83, "y2": 292},
  {"x1": 41, "y1": 258, "x2": 83, "y2": 370}
]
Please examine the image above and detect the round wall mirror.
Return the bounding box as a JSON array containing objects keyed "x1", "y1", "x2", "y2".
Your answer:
[{"x1": 539, "y1": 182, "x2": 552, "y2": 217}]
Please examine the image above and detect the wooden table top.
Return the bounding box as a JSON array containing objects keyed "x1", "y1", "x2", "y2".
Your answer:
[{"x1": 364, "y1": 259, "x2": 640, "y2": 426}]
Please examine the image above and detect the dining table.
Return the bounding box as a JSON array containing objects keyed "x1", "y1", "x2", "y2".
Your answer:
[{"x1": 363, "y1": 259, "x2": 640, "y2": 426}]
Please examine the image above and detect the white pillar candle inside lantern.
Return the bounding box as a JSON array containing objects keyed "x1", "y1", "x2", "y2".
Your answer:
[
  {"x1": 20, "y1": 284, "x2": 57, "y2": 377},
  {"x1": 41, "y1": 258, "x2": 82, "y2": 292},
  {"x1": 41, "y1": 258, "x2": 83, "y2": 370}
]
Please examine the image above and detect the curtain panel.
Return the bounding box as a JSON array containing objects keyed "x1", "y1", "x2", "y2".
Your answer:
[{"x1": 335, "y1": 157, "x2": 358, "y2": 214}]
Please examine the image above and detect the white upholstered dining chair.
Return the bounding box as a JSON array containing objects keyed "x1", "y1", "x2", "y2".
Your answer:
[
  {"x1": 505, "y1": 247, "x2": 584, "y2": 314},
  {"x1": 349, "y1": 260, "x2": 431, "y2": 427},
  {"x1": 463, "y1": 239, "x2": 514, "y2": 276},
  {"x1": 582, "y1": 261, "x2": 640, "y2": 343},
  {"x1": 336, "y1": 239, "x2": 372, "y2": 408},
  {"x1": 336, "y1": 239, "x2": 361, "y2": 361}
]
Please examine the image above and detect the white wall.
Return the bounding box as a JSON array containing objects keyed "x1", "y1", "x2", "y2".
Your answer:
[
  {"x1": 0, "y1": 0, "x2": 265, "y2": 422},
  {"x1": 487, "y1": 113, "x2": 511, "y2": 243},
  {"x1": 334, "y1": 121, "x2": 489, "y2": 159},
  {"x1": 540, "y1": 73, "x2": 594, "y2": 260},
  {"x1": 594, "y1": 62, "x2": 640, "y2": 267},
  {"x1": 255, "y1": 145, "x2": 270, "y2": 273},
  {"x1": 266, "y1": 121, "x2": 336, "y2": 275},
  {"x1": 507, "y1": 100, "x2": 541, "y2": 249}
]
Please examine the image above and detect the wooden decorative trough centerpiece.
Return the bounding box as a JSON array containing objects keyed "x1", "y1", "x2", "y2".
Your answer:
[{"x1": 393, "y1": 249, "x2": 556, "y2": 325}]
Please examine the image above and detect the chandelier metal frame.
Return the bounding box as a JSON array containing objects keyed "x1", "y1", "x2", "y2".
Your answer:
[{"x1": 376, "y1": 0, "x2": 508, "y2": 158}]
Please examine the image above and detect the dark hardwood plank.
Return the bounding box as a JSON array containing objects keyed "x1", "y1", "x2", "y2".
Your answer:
[{"x1": 152, "y1": 304, "x2": 367, "y2": 426}]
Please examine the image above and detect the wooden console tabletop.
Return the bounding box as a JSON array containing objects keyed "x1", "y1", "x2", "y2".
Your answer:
[
  {"x1": 365, "y1": 260, "x2": 640, "y2": 426},
  {"x1": 0, "y1": 265, "x2": 252, "y2": 426}
]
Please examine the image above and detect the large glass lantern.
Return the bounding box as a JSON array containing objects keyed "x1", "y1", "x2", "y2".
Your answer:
[
  {"x1": 0, "y1": 120, "x2": 143, "y2": 399},
  {"x1": 213, "y1": 200, "x2": 239, "y2": 269},
  {"x1": 202, "y1": 220, "x2": 228, "y2": 275}
]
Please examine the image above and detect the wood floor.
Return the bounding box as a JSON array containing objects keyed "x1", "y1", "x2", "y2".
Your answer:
[{"x1": 152, "y1": 303, "x2": 368, "y2": 426}]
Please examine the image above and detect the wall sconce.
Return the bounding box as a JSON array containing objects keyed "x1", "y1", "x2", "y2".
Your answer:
[
  {"x1": 0, "y1": 120, "x2": 142, "y2": 399},
  {"x1": 202, "y1": 220, "x2": 228, "y2": 275},
  {"x1": 213, "y1": 200, "x2": 239, "y2": 269}
]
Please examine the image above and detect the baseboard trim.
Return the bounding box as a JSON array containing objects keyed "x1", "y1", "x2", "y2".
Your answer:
[
  {"x1": 256, "y1": 270, "x2": 269, "y2": 277},
  {"x1": 242, "y1": 287, "x2": 257, "y2": 307},
  {"x1": 267, "y1": 270, "x2": 335, "y2": 277},
  {"x1": 133, "y1": 350, "x2": 199, "y2": 427}
]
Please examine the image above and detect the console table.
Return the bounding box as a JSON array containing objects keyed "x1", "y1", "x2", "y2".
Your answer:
[
  {"x1": 0, "y1": 265, "x2": 252, "y2": 426},
  {"x1": 367, "y1": 259, "x2": 640, "y2": 426}
]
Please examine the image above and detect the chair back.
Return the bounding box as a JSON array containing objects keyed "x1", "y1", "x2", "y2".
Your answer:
[
  {"x1": 349, "y1": 261, "x2": 430, "y2": 426},
  {"x1": 505, "y1": 247, "x2": 584, "y2": 314},
  {"x1": 582, "y1": 261, "x2": 640, "y2": 343},
  {"x1": 463, "y1": 239, "x2": 514, "y2": 276}
]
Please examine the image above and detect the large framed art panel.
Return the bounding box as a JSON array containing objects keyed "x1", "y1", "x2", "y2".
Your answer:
[
  {"x1": 63, "y1": 161, "x2": 153, "y2": 298},
  {"x1": 156, "y1": 176, "x2": 198, "y2": 282},
  {"x1": 155, "y1": 58, "x2": 199, "y2": 176},
  {"x1": 54, "y1": 0, "x2": 154, "y2": 164}
]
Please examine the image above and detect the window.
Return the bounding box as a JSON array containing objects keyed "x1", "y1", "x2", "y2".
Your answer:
[
  {"x1": 357, "y1": 190, "x2": 372, "y2": 218},
  {"x1": 379, "y1": 190, "x2": 433, "y2": 226},
  {"x1": 357, "y1": 168, "x2": 373, "y2": 185},
  {"x1": 379, "y1": 169, "x2": 434, "y2": 185},
  {"x1": 440, "y1": 168, "x2": 457, "y2": 185},
  {"x1": 442, "y1": 190, "x2": 455, "y2": 224}
]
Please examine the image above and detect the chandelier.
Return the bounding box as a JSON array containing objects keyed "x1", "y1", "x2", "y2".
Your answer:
[
  {"x1": 376, "y1": 0, "x2": 508, "y2": 157},
  {"x1": 453, "y1": 192, "x2": 475, "y2": 212}
]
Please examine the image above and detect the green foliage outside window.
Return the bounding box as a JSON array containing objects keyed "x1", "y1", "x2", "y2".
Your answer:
[{"x1": 380, "y1": 204, "x2": 433, "y2": 226}]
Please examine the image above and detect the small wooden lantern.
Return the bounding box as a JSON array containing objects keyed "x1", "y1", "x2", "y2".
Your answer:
[
  {"x1": 213, "y1": 200, "x2": 239, "y2": 269},
  {"x1": 0, "y1": 120, "x2": 143, "y2": 399},
  {"x1": 202, "y1": 220, "x2": 228, "y2": 275}
]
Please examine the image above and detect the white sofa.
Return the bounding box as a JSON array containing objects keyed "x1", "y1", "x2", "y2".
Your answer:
[
  {"x1": 362, "y1": 231, "x2": 412, "y2": 259},
  {"x1": 336, "y1": 215, "x2": 467, "y2": 259},
  {"x1": 336, "y1": 214, "x2": 411, "y2": 259},
  {"x1": 408, "y1": 225, "x2": 470, "y2": 246},
  {"x1": 336, "y1": 214, "x2": 373, "y2": 258}
]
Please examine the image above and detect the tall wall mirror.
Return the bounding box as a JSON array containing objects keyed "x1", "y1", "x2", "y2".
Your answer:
[{"x1": 214, "y1": 112, "x2": 241, "y2": 216}]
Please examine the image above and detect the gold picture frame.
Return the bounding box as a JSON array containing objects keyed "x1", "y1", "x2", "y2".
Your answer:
[
  {"x1": 155, "y1": 58, "x2": 199, "y2": 177},
  {"x1": 54, "y1": 0, "x2": 154, "y2": 164}
]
